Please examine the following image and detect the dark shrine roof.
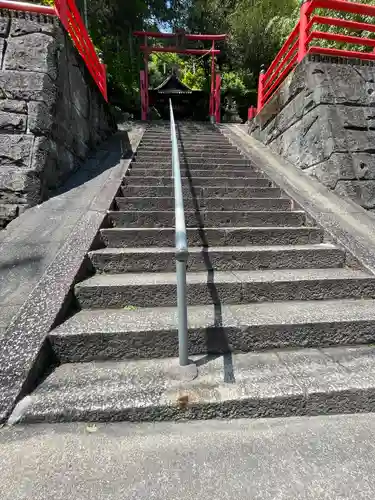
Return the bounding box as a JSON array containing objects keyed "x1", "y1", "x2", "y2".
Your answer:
[{"x1": 154, "y1": 74, "x2": 193, "y2": 95}]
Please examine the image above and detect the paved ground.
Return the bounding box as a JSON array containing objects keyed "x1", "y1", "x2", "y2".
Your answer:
[{"x1": 1, "y1": 414, "x2": 375, "y2": 499}]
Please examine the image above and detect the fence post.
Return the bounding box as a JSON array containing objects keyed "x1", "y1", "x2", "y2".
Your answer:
[
  {"x1": 140, "y1": 70, "x2": 147, "y2": 121},
  {"x1": 298, "y1": 0, "x2": 312, "y2": 63},
  {"x1": 101, "y1": 63, "x2": 108, "y2": 102},
  {"x1": 248, "y1": 106, "x2": 255, "y2": 120},
  {"x1": 257, "y1": 65, "x2": 265, "y2": 112},
  {"x1": 54, "y1": 0, "x2": 69, "y2": 31},
  {"x1": 215, "y1": 73, "x2": 221, "y2": 123}
]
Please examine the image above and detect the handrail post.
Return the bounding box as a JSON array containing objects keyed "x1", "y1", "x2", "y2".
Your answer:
[
  {"x1": 169, "y1": 99, "x2": 189, "y2": 367},
  {"x1": 298, "y1": 0, "x2": 312, "y2": 62},
  {"x1": 176, "y1": 259, "x2": 188, "y2": 366},
  {"x1": 257, "y1": 65, "x2": 266, "y2": 112}
]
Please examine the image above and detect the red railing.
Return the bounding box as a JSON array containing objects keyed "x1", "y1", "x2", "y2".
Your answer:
[
  {"x1": 248, "y1": 105, "x2": 257, "y2": 120},
  {"x1": 256, "y1": 0, "x2": 375, "y2": 115},
  {"x1": 0, "y1": 0, "x2": 107, "y2": 101}
]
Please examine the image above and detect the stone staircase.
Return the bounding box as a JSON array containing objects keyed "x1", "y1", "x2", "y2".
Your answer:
[{"x1": 17, "y1": 122, "x2": 375, "y2": 423}]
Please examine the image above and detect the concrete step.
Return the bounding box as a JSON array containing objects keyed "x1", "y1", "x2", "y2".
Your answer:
[
  {"x1": 142, "y1": 133, "x2": 223, "y2": 140},
  {"x1": 107, "y1": 210, "x2": 306, "y2": 228},
  {"x1": 131, "y1": 161, "x2": 255, "y2": 170},
  {"x1": 138, "y1": 144, "x2": 239, "y2": 153},
  {"x1": 128, "y1": 168, "x2": 263, "y2": 178},
  {"x1": 124, "y1": 176, "x2": 272, "y2": 187},
  {"x1": 139, "y1": 140, "x2": 234, "y2": 148},
  {"x1": 19, "y1": 345, "x2": 375, "y2": 423},
  {"x1": 89, "y1": 244, "x2": 345, "y2": 274},
  {"x1": 49, "y1": 299, "x2": 375, "y2": 362},
  {"x1": 138, "y1": 150, "x2": 241, "y2": 159},
  {"x1": 142, "y1": 129, "x2": 222, "y2": 136},
  {"x1": 136, "y1": 153, "x2": 246, "y2": 162},
  {"x1": 145, "y1": 126, "x2": 218, "y2": 130},
  {"x1": 100, "y1": 227, "x2": 324, "y2": 248},
  {"x1": 75, "y1": 268, "x2": 375, "y2": 309},
  {"x1": 139, "y1": 141, "x2": 231, "y2": 151},
  {"x1": 121, "y1": 185, "x2": 282, "y2": 199},
  {"x1": 141, "y1": 138, "x2": 226, "y2": 146},
  {"x1": 114, "y1": 197, "x2": 292, "y2": 212},
  {"x1": 144, "y1": 129, "x2": 220, "y2": 135}
]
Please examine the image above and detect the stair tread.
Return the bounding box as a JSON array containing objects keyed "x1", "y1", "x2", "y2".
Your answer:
[
  {"x1": 115, "y1": 197, "x2": 291, "y2": 211},
  {"x1": 121, "y1": 186, "x2": 282, "y2": 198},
  {"x1": 76, "y1": 268, "x2": 373, "y2": 288},
  {"x1": 51, "y1": 298, "x2": 375, "y2": 336},
  {"x1": 128, "y1": 173, "x2": 263, "y2": 178},
  {"x1": 115, "y1": 196, "x2": 286, "y2": 202},
  {"x1": 89, "y1": 243, "x2": 340, "y2": 256},
  {"x1": 108, "y1": 210, "x2": 304, "y2": 215},
  {"x1": 126, "y1": 176, "x2": 265, "y2": 180},
  {"x1": 107, "y1": 211, "x2": 306, "y2": 229},
  {"x1": 101, "y1": 226, "x2": 319, "y2": 232},
  {"x1": 124, "y1": 185, "x2": 276, "y2": 189},
  {"x1": 18, "y1": 344, "x2": 375, "y2": 423},
  {"x1": 124, "y1": 176, "x2": 272, "y2": 187},
  {"x1": 100, "y1": 227, "x2": 324, "y2": 247}
]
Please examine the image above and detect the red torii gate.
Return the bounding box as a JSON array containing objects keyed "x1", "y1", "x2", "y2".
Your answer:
[{"x1": 133, "y1": 31, "x2": 226, "y2": 122}]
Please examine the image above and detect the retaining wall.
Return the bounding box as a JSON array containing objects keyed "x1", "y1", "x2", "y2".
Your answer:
[
  {"x1": 0, "y1": 11, "x2": 115, "y2": 228},
  {"x1": 249, "y1": 54, "x2": 375, "y2": 210}
]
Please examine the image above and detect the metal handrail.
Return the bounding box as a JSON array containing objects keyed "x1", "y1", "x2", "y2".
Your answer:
[{"x1": 169, "y1": 99, "x2": 189, "y2": 367}]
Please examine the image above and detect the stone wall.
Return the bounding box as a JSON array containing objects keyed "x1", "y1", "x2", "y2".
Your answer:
[
  {"x1": 0, "y1": 11, "x2": 116, "y2": 228},
  {"x1": 249, "y1": 54, "x2": 375, "y2": 210}
]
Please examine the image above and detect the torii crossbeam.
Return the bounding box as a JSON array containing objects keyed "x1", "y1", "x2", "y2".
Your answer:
[{"x1": 133, "y1": 31, "x2": 227, "y2": 122}]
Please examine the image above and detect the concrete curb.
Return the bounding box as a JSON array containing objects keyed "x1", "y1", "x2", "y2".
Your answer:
[
  {"x1": 220, "y1": 124, "x2": 375, "y2": 274},
  {"x1": 0, "y1": 125, "x2": 146, "y2": 422}
]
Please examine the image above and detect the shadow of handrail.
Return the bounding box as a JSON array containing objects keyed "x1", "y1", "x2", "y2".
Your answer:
[{"x1": 176, "y1": 121, "x2": 235, "y2": 384}]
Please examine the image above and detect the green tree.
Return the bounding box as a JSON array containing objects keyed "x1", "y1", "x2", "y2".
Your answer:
[{"x1": 39, "y1": 0, "x2": 375, "y2": 117}]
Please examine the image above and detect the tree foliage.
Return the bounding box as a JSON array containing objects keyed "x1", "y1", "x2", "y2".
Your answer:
[{"x1": 39, "y1": 0, "x2": 375, "y2": 117}]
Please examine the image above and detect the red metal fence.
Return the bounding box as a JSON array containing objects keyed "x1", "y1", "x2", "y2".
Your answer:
[
  {"x1": 0, "y1": 0, "x2": 107, "y2": 102},
  {"x1": 256, "y1": 0, "x2": 375, "y2": 115}
]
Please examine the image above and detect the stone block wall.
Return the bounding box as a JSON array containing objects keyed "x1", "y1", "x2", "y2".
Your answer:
[
  {"x1": 249, "y1": 54, "x2": 375, "y2": 210},
  {"x1": 0, "y1": 11, "x2": 116, "y2": 228}
]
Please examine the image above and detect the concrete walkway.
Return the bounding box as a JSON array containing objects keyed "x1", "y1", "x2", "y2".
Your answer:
[
  {"x1": 1, "y1": 414, "x2": 375, "y2": 499},
  {"x1": 0, "y1": 124, "x2": 145, "y2": 421},
  {"x1": 0, "y1": 124, "x2": 143, "y2": 336}
]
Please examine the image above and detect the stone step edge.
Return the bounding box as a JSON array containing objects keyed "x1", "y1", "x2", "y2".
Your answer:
[
  {"x1": 89, "y1": 243, "x2": 339, "y2": 256},
  {"x1": 88, "y1": 243, "x2": 344, "y2": 273},
  {"x1": 107, "y1": 210, "x2": 305, "y2": 216},
  {"x1": 124, "y1": 177, "x2": 272, "y2": 183},
  {"x1": 101, "y1": 226, "x2": 320, "y2": 231},
  {"x1": 48, "y1": 299, "x2": 375, "y2": 360},
  {"x1": 121, "y1": 186, "x2": 280, "y2": 193},
  {"x1": 115, "y1": 196, "x2": 290, "y2": 202},
  {"x1": 17, "y1": 345, "x2": 375, "y2": 423},
  {"x1": 76, "y1": 267, "x2": 373, "y2": 289},
  {"x1": 100, "y1": 227, "x2": 324, "y2": 248},
  {"x1": 50, "y1": 298, "x2": 375, "y2": 337}
]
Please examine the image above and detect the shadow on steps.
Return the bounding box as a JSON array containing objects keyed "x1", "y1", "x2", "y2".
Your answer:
[{"x1": 177, "y1": 123, "x2": 236, "y2": 384}]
